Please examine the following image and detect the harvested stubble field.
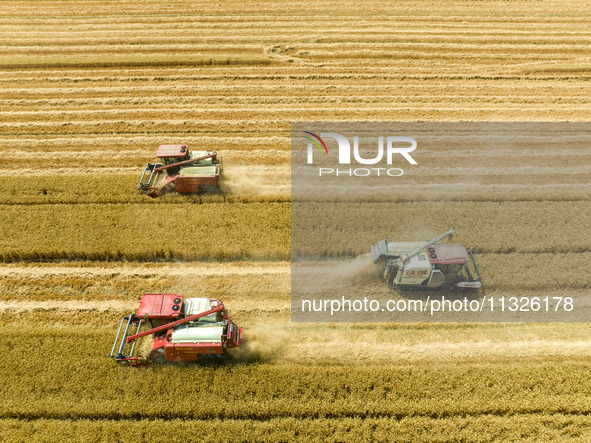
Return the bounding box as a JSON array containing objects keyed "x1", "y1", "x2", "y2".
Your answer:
[{"x1": 2, "y1": 0, "x2": 591, "y2": 441}]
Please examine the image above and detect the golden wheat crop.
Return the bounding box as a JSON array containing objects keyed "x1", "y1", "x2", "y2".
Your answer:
[
  {"x1": 0, "y1": 261, "x2": 290, "y2": 302},
  {"x1": 1, "y1": 326, "x2": 591, "y2": 425},
  {"x1": 3, "y1": 200, "x2": 589, "y2": 262},
  {"x1": 0, "y1": 203, "x2": 290, "y2": 261},
  {"x1": 3, "y1": 415, "x2": 591, "y2": 443},
  {"x1": 292, "y1": 201, "x2": 591, "y2": 257},
  {"x1": 2, "y1": 0, "x2": 591, "y2": 440},
  {"x1": 0, "y1": 175, "x2": 290, "y2": 205}
]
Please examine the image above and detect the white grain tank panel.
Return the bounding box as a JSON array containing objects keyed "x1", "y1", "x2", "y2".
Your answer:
[
  {"x1": 180, "y1": 165, "x2": 218, "y2": 176},
  {"x1": 183, "y1": 297, "x2": 218, "y2": 322},
  {"x1": 191, "y1": 151, "x2": 213, "y2": 165},
  {"x1": 171, "y1": 325, "x2": 224, "y2": 343},
  {"x1": 387, "y1": 242, "x2": 427, "y2": 255}
]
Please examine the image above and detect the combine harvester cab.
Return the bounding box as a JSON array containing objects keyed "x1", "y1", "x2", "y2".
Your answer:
[
  {"x1": 138, "y1": 144, "x2": 223, "y2": 198},
  {"x1": 110, "y1": 294, "x2": 243, "y2": 365},
  {"x1": 371, "y1": 229, "x2": 483, "y2": 292}
]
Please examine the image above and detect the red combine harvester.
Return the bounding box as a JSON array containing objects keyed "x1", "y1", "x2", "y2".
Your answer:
[
  {"x1": 138, "y1": 144, "x2": 223, "y2": 198},
  {"x1": 110, "y1": 294, "x2": 243, "y2": 365}
]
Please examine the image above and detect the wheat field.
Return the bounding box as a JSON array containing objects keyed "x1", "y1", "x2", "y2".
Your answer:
[{"x1": 2, "y1": 0, "x2": 591, "y2": 441}]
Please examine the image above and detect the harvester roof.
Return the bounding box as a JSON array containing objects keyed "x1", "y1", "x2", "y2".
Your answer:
[
  {"x1": 137, "y1": 293, "x2": 184, "y2": 319},
  {"x1": 427, "y1": 245, "x2": 469, "y2": 265},
  {"x1": 156, "y1": 144, "x2": 189, "y2": 158}
]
